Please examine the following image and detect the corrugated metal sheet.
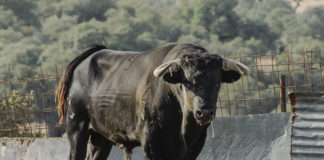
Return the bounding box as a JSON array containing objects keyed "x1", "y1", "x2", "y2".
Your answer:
[{"x1": 289, "y1": 92, "x2": 324, "y2": 160}]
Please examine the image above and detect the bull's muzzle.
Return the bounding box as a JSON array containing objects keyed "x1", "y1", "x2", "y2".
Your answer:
[{"x1": 195, "y1": 109, "x2": 215, "y2": 125}]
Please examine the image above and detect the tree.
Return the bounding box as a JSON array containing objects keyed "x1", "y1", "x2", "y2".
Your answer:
[
  {"x1": 0, "y1": 6, "x2": 21, "y2": 29},
  {"x1": 191, "y1": 0, "x2": 240, "y2": 42},
  {"x1": 0, "y1": 28, "x2": 23, "y2": 48},
  {"x1": 1, "y1": 0, "x2": 40, "y2": 27},
  {"x1": 59, "y1": 0, "x2": 115, "y2": 22},
  {"x1": 235, "y1": 0, "x2": 292, "y2": 21},
  {"x1": 300, "y1": 7, "x2": 324, "y2": 41},
  {"x1": 41, "y1": 15, "x2": 78, "y2": 43},
  {"x1": 39, "y1": 20, "x2": 109, "y2": 72},
  {"x1": 0, "y1": 37, "x2": 42, "y2": 79},
  {"x1": 265, "y1": 8, "x2": 296, "y2": 36}
]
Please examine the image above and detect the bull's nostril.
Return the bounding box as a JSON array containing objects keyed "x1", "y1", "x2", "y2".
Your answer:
[
  {"x1": 196, "y1": 110, "x2": 214, "y2": 122},
  {"x1": 196, "y1": 111, "x2": 203, "y2": 118}
]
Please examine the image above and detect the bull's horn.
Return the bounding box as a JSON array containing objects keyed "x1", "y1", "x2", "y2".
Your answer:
[
  {"x1": 222, "y1": 58, "x2": 250, "y2": 76},
  {"x1": 153, "y1": 59, "x2": 181, "y2": 77}
]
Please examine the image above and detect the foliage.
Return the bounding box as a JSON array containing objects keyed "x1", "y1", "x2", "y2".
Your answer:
[
  {"x1": 1, "y1": 0, "x2": 322, "y2": 72},
  {"x1": 2, "y1": 0, "x2": 40, "y2": 27},
  {"x1": 59, "y1": 0, "x2": 115, "y2": 22},
  {"x1": 0, "y1": 0, "x2": 323, "y2": 131}
]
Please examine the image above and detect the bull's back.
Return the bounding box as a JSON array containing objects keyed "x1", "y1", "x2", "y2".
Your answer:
[
  {"x1": 69, "y1": 49, "x2": 159, "y2": 143},
  {"x1": 68, "y1": 43, "x2": 179, "y2": 144}
]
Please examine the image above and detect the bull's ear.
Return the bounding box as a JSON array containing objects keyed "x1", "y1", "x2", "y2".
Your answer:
[
  {"x1": 153, "y1": 59, "x2": 184, "y2": 84},
  {"x1": 221, "y1": 57, "x2": 250, "y2": 83},
  {"x1": 162, "y1": 65, "x2": 184, "y2": 84},
  {"x1": 221, "y1": 70, "x2": 241, "y2": 83}
]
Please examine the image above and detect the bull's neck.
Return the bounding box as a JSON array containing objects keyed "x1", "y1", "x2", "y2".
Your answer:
[
  {"x1": 182, "y1": 111, "x2": 209, "y2": 152},
  {"x1": 167, "y1": 83, "x2": 207, "y2": 138},
  {"x1": 159, "y1": 82, "x2": 209, "y2": 153}
]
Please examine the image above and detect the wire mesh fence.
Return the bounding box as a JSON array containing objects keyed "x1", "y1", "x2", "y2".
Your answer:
[
  {"x1": 0, "y1": 50, "x2": 323, "y2": 137},
  {"x1": 216, "y1": 50, "x2": 324, "y2": 116},
  {"x1": 0, "y1": 66, "x2": 63, "y2": 138}
]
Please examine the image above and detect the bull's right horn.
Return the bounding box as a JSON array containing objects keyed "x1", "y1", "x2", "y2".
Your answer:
[
  {"x1": 222, "y1": 58, "x2": 250, "y2": 76},
  {"x1": 153, "y1": 59, "x2": 181, "y2": 77}
]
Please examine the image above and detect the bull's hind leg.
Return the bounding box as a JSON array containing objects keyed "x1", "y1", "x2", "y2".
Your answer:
[
  {"x1": 66, "y1": 96, "x2": 90, "y2": 160},
  {"x1": 87, "y1": 130, "x2": 113, "y2": 160}
]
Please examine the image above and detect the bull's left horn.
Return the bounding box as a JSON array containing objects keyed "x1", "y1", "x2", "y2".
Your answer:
[
  {"x1": 222, "y1": 58, "x2": 250, "y2": 76},
  {"x1": 153, "y1": 59, "x2": 181, "y2": 77}
]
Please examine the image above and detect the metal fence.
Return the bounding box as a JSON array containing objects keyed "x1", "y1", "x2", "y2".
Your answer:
[
  {"x1": 0, "y1": 67, "x2": 62, "y2": 137},
  {"x1": 0, "y1": 50, "x2": 323, "y2": 137},
  {"x1": 216, "y1": 50, "x2": 324, "y2": 116}
]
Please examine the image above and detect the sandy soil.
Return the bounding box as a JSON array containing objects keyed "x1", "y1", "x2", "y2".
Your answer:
[{"x1": 292, "y1": 0, "x2": 324, "y2": 13}]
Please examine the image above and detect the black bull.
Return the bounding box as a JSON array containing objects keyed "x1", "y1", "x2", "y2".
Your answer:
[{"x1": 55, "y1": 43, "x2": 250, "y2": 160}]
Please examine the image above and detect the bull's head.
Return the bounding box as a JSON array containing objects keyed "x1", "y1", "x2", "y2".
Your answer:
[{"x1": 153, "y1": 54, "x2": 250, "y2": 125}]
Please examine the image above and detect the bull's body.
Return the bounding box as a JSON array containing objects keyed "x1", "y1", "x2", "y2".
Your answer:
[{"x1": 56, "y1": 43, "x2": 250, "y2": 160}]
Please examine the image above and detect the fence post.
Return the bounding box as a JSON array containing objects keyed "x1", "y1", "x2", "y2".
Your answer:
[{"x1": 280, "y1": 75, "x2": 286, "y2": 112}]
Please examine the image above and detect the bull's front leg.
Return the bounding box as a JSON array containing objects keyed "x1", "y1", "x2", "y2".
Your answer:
[
  {"x1": 183, "y1": 128, "x2": 207, "y2": 160},
  {"x1": 142, "y1": 123, "x2": 163, "y2": 160},
  {"x1": 122, "y1": 148, "x2": 131, "y2": 160}
]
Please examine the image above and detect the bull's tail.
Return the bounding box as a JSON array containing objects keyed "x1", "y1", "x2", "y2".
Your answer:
[{"x1": 55, "y1": 45, "x2": 107, "y2": 124}]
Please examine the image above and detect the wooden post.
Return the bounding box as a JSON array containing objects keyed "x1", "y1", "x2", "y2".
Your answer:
[{"x1": 280, "y1": 75, "x2": 286, "y2": 112}]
